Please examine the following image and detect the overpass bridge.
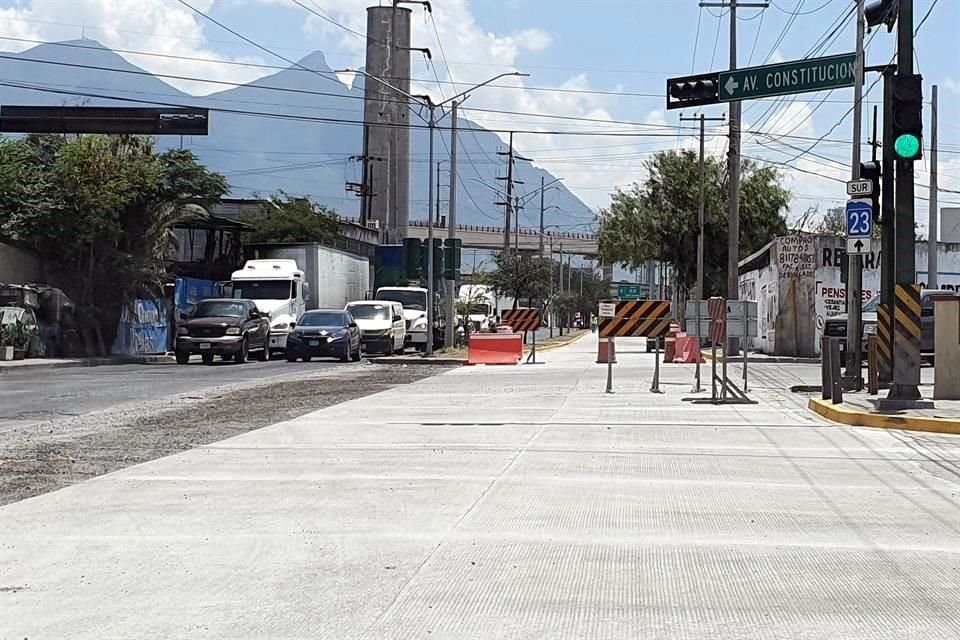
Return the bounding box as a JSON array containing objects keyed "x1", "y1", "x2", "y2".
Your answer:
[{"x1": 403, "y1": 220, "x2": 599, "y2": 256}]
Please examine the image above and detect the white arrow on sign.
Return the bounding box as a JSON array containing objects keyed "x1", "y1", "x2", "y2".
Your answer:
[{"x1": 724, "y1": 76, "x2": 739, "y2": 95}]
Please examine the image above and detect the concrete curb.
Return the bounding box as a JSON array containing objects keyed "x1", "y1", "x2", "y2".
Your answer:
[
  {"x1": 0, "y1": 355, "x2": 174, "y2": 373},
  {"x1": 531, "y1": 330, "x2": 590, "y2": 353},
  {"x1": 365, "y1": 356, "x2": 465, "y2": 365},
  {"x1": 808, "y1": 397, "x2": 960, "y2": 435}
]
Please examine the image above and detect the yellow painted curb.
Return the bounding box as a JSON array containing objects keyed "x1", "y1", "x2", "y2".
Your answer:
[
  {"x1": 808, "y1": 397, "x2": 960, "y2": 435},
  {"x1": 527, "y1": 330, "x2": 590, "y2": 353}
]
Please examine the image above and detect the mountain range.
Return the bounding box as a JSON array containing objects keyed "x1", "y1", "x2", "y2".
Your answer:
[{"x1": 0, "y1": 39, "x2": 596, "y2": 231}]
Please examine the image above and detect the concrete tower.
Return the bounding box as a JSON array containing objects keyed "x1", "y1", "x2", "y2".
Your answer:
[{"x1": 362, "y1": 5, "x2": 411, "y2": 242}]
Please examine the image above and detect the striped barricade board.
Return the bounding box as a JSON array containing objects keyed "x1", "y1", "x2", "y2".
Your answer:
[
  {"x1": 501, "y1": 307, "x2": 541, "y2": 333},
  {"x1": 598, "y1": 299, "x2": 672, "y2": 338}
]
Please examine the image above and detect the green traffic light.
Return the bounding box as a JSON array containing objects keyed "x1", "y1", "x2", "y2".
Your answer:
[{"x1": 894, "y1": 133, "x2": 921, "y2": 159}]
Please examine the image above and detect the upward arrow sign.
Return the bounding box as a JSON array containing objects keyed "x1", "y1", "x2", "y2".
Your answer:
[{"x1": 724, "y1": 76, "x2": 739, "y2": 96}]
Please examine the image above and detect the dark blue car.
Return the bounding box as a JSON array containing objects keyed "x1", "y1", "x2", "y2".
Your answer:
[{"x1": 285, "y1": 309, "x2": 362, "y2": 363}]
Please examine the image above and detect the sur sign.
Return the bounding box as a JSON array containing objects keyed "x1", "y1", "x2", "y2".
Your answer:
[
  {"x1": 719, "y1": 53, "x2": 856, "y2": 102},
  {"x1": 846, "y1": 179, "x2": 874, "y2": 197}
]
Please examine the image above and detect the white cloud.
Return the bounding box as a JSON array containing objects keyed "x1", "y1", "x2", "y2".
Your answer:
[
  {"x1": 943, "y1": 77, "x2": 960, "y2": 94},
  {"x1": 0, "y1": 0, "x2": 272, "y2": 94}
]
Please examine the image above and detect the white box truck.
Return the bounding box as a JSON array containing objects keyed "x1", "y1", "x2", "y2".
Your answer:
[{"x1": 232, "y1": 244, "x2": 371, "y2": 353}]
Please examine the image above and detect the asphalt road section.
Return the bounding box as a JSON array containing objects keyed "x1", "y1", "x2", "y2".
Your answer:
[
  {"x1": 0, "y1": 362, "x2": 450, "y2": 506},
  {"x1": 0, "y1": 358, "x2": 356, "y2": 431}
]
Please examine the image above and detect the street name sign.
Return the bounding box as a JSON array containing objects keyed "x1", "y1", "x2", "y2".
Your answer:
[
  {"x1": 846, "y1": 198, "x2": 873, "y2": 238},
  {"x1": 846, "y1": 236, "x2": 872, "y2": 255},
  {"x1": 847, "y1": 179, "x2": 874, "y2": 197},
  {"x1": 719, "y1": 52, "x2": 856, "y2": 102},
  {"x1": 598, "y1": 302, "x2": 616, "y2": 318}
]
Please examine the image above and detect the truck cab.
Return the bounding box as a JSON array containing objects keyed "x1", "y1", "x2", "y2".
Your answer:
[
  {"x1": 230, "y1": 259, "x2": 308, "y2": 354},
  {"x1": 375, "y1": 286, "x2": 444, "y2": 351}
]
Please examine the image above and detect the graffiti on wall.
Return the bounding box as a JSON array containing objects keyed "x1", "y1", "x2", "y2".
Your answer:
[{"x1": 777, "y1": 235, "x2": 815, "y2": 279}]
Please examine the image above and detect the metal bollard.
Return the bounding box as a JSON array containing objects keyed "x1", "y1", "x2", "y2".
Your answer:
[
  {"x1": 821, "y1": 335, "x2": 831, "y2": 401},
  {"x1": 829, "y1": 338, "x2": 843, "y2": 404}
]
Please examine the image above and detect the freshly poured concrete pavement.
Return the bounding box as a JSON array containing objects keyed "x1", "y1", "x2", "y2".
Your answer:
[{"x1": 2, "y1": 334, "x2": 959, "y2": 639}]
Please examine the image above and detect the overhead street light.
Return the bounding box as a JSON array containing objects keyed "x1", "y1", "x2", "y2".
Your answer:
[{"x1": 339, "y1": 68, "x2": 529, "y2": 356}]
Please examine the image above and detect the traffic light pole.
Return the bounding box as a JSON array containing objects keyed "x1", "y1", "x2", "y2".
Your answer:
[
  {"x1": 928, "y1": 84, "x2": 938, "y2": 288},
  {"x1": 845, "y1": 0, "x2": 866, "y2": 388},
  {"x1": 880, "y1": 65, "x2": 895, "y2": 380},
  {"x1": 888, "y1": 0, "x2": 919, "y2": 401}
]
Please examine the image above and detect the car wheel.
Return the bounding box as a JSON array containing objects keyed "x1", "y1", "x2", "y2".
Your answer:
[
  {"x1": 302, "y1": 355, "x2": 312, "y2": 362},
  {"x1": 352, "y1": 343, "x2": 362, "y2": 362},
  {"x1": 175, "y1": 350, "x2": 190, "y2": 365},
  {"x1": 234, "y1": 337, "x2": 248, "y2": 364},
  {"x1": 255, "y1": 346, "x2": 268, "y2": 362},
  {"x1": 201, "y1": 352, "x2": 214, "y2": 365},
  {"x1": 286, "y1": 353, "x2": 298, "y2": 363}
]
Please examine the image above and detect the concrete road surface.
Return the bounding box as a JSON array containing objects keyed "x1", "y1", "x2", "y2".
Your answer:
[{"x1": 2, "y1": 334, "x2": 959, "y2": 638}]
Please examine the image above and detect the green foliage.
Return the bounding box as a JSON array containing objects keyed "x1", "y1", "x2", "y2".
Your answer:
[
  {"x1": 489, "y1": 253, "x2": 552, "y2": 306},
  {"x1": 0, "y1": 134, "x2": 228, "y2": 353},
  {"x1": 241, "y1": 193, "x2": 340, "y2": 244},
  {"x1": 598, "y1": 150, "x2": 789, "y2": 298}
]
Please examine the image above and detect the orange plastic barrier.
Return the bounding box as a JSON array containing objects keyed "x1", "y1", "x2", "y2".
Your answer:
[
  {"x1": 596, "y1": 338, "x2": 617, "y2": 363},
  {"x1": 673, "y1": 336, "x2": 705, "y2": 363},
  {"x1": 664, "y1": 322, "x2": 682, "y2": 362},
  {"x1": 467, "y1": 333, "x2": 523, "y2": 365}
]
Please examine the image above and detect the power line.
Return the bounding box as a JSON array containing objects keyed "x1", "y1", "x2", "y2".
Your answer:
[{"x1": 174, "y1": 0, "x2": 343, "y2": 89}]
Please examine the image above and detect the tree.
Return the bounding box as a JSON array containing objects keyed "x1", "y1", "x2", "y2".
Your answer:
[
  {"x1": 0, "y1": 134, "x2": 228, "y2": 353},
  {"x1": 241, "y1": 193, "x2": 339, "y2": 244},
  {"x1": 488, "y1": 253, "x2": 551, "y2": 307},
  {"x1": 818, "y1": 207, "x2": 846, "y2": 235},
  {"x1": 598, "y1": 150, "x2": 789, "y2": 299}
]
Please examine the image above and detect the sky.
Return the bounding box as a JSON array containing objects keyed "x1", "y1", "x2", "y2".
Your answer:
[{"x1": 0, "y1": 0, "x2": 957, "y2": 230}]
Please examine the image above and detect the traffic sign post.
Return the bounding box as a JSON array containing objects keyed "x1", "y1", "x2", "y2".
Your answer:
[
  {"x1": 718, "y1": 53, "x2": 856, "y2": 102},
  {"x1": 845, "y1": 199, "x2": 874, "y2": 238}
]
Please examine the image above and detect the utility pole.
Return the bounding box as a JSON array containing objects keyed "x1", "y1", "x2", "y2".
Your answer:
[
  {"x1": 727, "y1": 0, "x2": 741, "y2": 304},
  {"x1": 497, "y1": 132, "x2": 515, "y2": 256},
  {"x1": 435, "y1": 161, "x2": 442, "y2": 226},
  {"x1": 928, "y1": 84, "x2": 938, "y2": 288},
  {"x1": 538, "y1": 176, "x2": 545, "y2": 258},
  {"x1": 845, "y1": 0, "x2": 866, "y2": 386},
  {"x1": 514, "y1": 195, "x2": 521, "y2": 253},
  {"x1": 680, "y1": 113, "x2": 726, "y2": 300},
  {"x1": 444, "y1": 100, "x2": 459, "y2": 348}
]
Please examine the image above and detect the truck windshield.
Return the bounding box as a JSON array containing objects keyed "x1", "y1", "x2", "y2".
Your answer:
[
  {"x1": 232, "y1": 280, "x2": 293, "y2": 300},
  {"x1": 465, "y1": 303, "x2": 491, "y2": 316},
  {"x1": 377, "y1": 290, "x2": 426, "y2": 311},
  {"x1": 195, "y1": 301, "x2": 246, "y2": 318},
  {"x1": 348, "y1": 304, "x2": 391, "y2": 320}
]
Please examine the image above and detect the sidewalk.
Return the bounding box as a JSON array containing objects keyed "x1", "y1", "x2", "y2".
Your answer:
[{"x1": 2, "y1": 333, "x2": 958, "y2": 638}]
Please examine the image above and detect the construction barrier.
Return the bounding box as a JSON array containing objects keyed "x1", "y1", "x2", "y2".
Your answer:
[
  {"x1": 596, "y1": 338, "x2": 617, "y2": 363},
  {"x1": 501, "y1": 308, "x2": 541, "y2": 333},
  {"x1": 664, "y1": 322, "x2": 682, "y2": 362},
  {"x1": 674, "y1": 335, "x2": 705, "y2": 363},
  {"x1": 876, "y1": 302, "x2": 893, "y2": 382},
  {"x1": 598, "y1": 300, "x2": 672, "y2": 338},
  {"x1": 467, "y1": 333, "x2": 522, "y2": 365}
]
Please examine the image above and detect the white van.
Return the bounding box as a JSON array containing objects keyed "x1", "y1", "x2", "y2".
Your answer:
[{"x1": 345, "y1": 300, "x2": 406, "y2": 355}]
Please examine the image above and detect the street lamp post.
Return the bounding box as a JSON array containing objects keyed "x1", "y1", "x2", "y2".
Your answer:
[{"x1": 341, "y1": 68, "x2": 527, "y2": 356}]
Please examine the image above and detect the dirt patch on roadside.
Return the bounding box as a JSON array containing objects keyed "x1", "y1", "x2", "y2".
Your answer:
[{"x1": 0, "y1": 364, "x2": 450, "y2": 506}]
